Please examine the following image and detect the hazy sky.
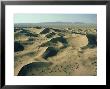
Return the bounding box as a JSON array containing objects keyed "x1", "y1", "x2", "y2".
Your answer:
[{"x1": 14, "y1": 14, "x2": 97, "y2": 24}]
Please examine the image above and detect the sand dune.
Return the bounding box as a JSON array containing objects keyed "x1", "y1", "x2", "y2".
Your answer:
[{"x1": 14, "y1": 23, "x2": 97, "y2": 76}]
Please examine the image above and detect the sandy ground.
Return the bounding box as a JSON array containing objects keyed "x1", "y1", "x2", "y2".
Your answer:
[{"x1": 14, "y1": 25, "x2": 97, "y2": 76}]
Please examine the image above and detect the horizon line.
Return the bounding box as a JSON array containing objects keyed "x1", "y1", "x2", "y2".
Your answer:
[{"x1": 14, "y1": 21, "x2": 97, "y2": 24}]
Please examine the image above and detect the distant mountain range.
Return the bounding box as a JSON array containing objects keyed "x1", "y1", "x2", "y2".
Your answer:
[
  {"x1": 14, "y1": 22, "x2": 96, "y2": 28},
  {"x1": 38, "y1": 22, "x2": 86, "y2": 24}
]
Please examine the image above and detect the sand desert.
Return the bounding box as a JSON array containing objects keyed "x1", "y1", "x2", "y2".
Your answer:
[{"x1": 14, "y1": 22, "x2": 97, "y2": 76}]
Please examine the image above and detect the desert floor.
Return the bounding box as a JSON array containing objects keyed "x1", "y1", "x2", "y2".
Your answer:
[{"x1": 14, "y1": 24, "x2": 97, "y2": 76}]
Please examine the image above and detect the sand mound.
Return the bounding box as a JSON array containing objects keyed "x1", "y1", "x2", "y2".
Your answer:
[
  {"x1": 28, "y1": 27, "x2": 43, "y2": 34},
  {"x1": 18, "y1": 62, "x2": 53, "y2": 76},
  {"x1": 14, "y1": 33, "x2": 29, "y2": 41},
  {"x1": 66, "y1": 34, "x2": 88, "y2": 48}
]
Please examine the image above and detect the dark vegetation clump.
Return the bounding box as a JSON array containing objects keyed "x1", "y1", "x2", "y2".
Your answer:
[
  {"x1": 40, "y1": 28, "x2": 50, "y2": 34},
  {"x1": 21, "y1": 41, "x2": 34, "y2": 45},
  {"x1": 58, "y1": 33, "x2": 65, "y2": 36},
  {"x1": 86, "y1": 33, "x2": 97, "y2": 48},
  {"x1": 50, "y1": 36, "x2": 67, "y2": 44},
  {"x1": 19, "y1": 29, "x2": 28, "y2": 34},
  {"x1": 24, "y1": 32, "x2": 38, "y2": 37},
  {"x1": 42, "y1": 47, "x2": 58, "y2": 59},
  {"x1": 14, "y1": 27, "x2": 20, "y2": 32},
  {"x1": 14, "y1": 41, "x2": 24, "y2": 52},
  {"x1": 28, "y1": 37, "x2": 36, "y2": 41},
  {"x1": 52, "y1": 28, "x2": 67, "y2": 32},
  {"x1": 19, "y1": 30, "x2": 38, "y2": 37},
  {"x1": 35, "y1": 26, "x2": 42, "y2": 29},
  {"x1": 46, "y1": 32, "x2": 56, "y2": 38},
  {"x1": 52, "y1": 28, "x2": 62, "y2": 32}
]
